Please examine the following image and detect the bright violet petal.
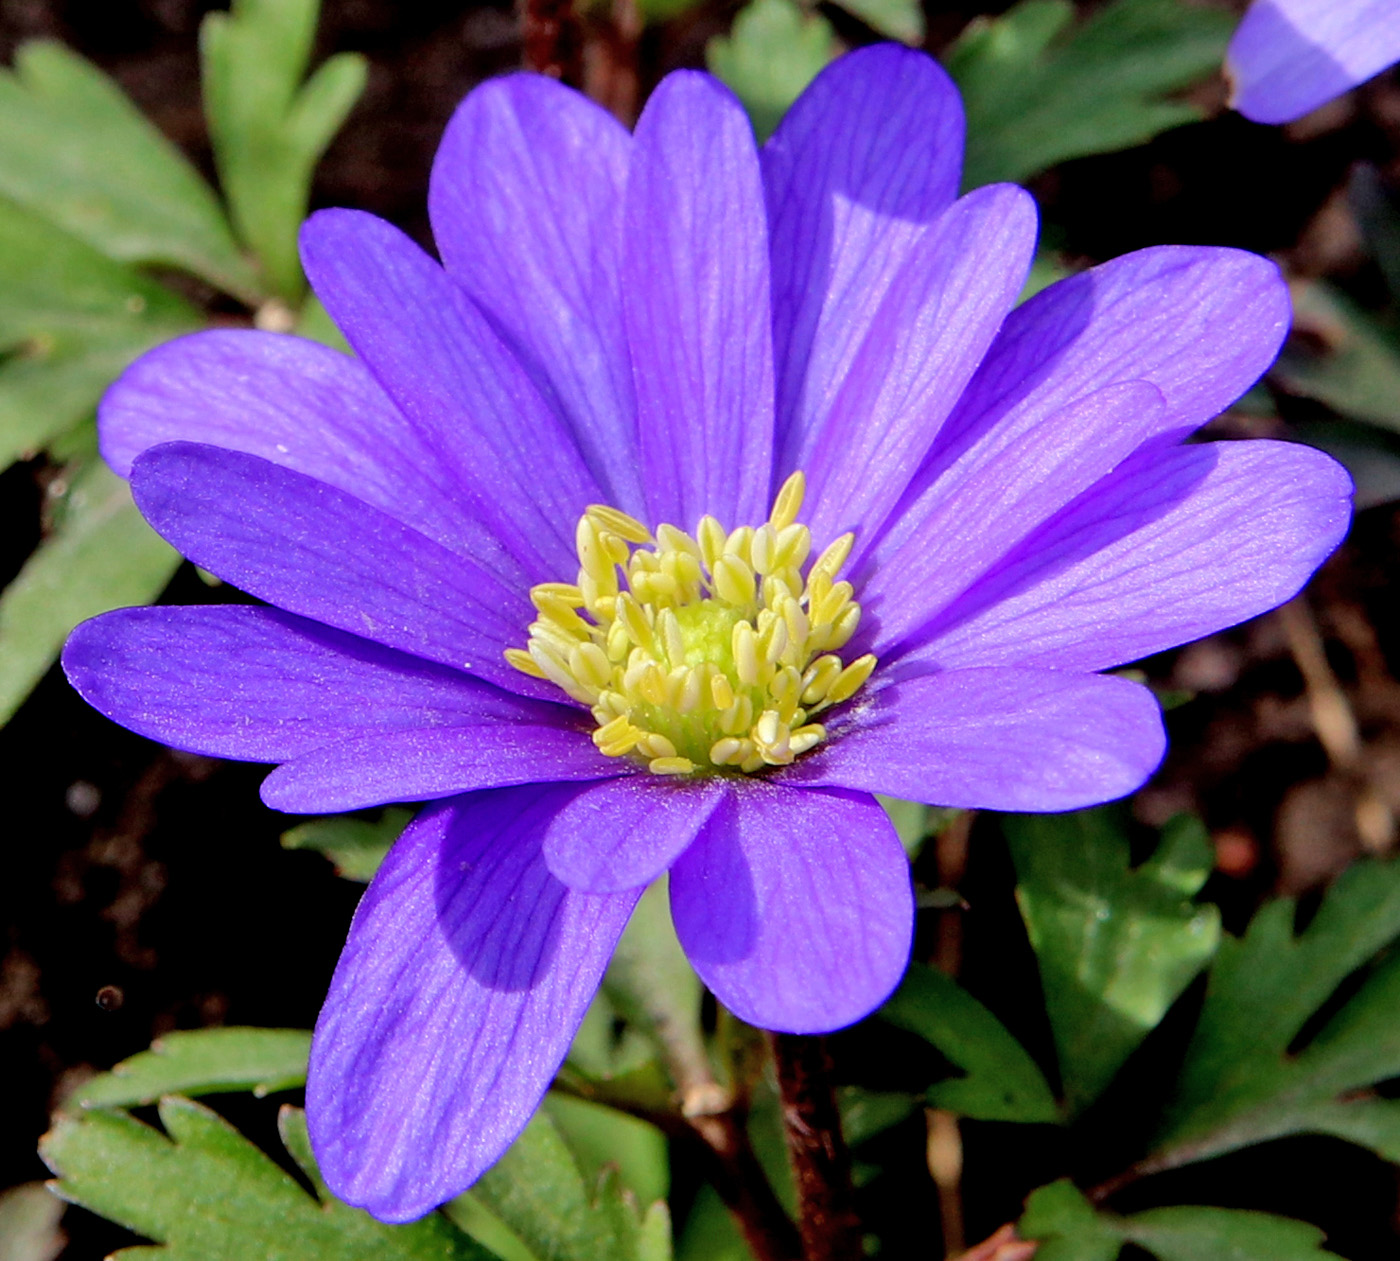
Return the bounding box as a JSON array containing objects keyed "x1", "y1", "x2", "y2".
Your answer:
[
  {"x1": 911, "y1": 439, "x2": 1353, "y2": 672},
  {"x1": 789, "y1": 183, "x2": 1037, "y2": 549},
  {"x1": 98, "y1": 329, "x2": 503, "y2": 562},
  {"x1": 300, "y1": 209, "x2": 602, "y2": 583},
  {"x1": 428, "y1": 74, "x2": 642, "y2": 514},
  {"x1": 876, "y1": 246, "x2": 1291, "y2": 568},
  {"x1": 623, "y1": 71, "x2": 775, "y2": 530},
  {"x1": 763, "y1": 45, "x2": 964, "y2": 469},
  {"x1": 1229, "y1": 0, "x2": 1400, "y2": 125},
  {"x1": 783, "y1": 667, "x2": 1165, "y2": 811},
  {"x1": 261, "y1": 725, "x2": 618, "y2": 814},
  {"x1": 541, "y1": 775, "x2": 725, "y2": 893},
  {"x1": 61, "y1": 604, "x2": 566, "y2": 762},
  {"x1": 861, "y1": 381, "x2": 1166, "y2": 654},
  {"x1": 670, "y1": 783, "x2": 912, "y2": 1033},
  {"x1": 129, "y1": 442, "x2": 540, "y2": 698},
  {"x1": 307, "y1": 786, "x2": 641, "y2": 1222}
]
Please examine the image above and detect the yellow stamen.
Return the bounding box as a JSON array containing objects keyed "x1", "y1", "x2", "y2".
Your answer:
[{"x1": 505, "y1": 473, "x2": 876, "y2": 776}]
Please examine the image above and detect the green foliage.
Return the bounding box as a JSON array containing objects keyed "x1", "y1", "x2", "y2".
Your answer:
[
  {"x1": 1003, "y1": 809, "x2": 1220, "y2": 1113},
  {"x1": 0, "y1": 460, "x2": 179, "y2": 724},
  {"x1": 1152, "y1": 857, "x2": 1400, "y2": 1170},
  {"x1": 946, "y1": 0, "x2": 1233, "y2": 189},
  {"x1": 0, "y1": 199, "x2": 200, "y2": 471},
  {"x1": 829, "y1": 0, "x2": 923, "y2": 44},
  {"x1": 0, "y1": 1183, "x2": 64, "y2": 1261},
  {"x1": 74, "y1": 1027, "x2": 312, "y2": 1109},
  {"x1": 465, "y1": 1108, "x2": 671, "y2": 1261},
  {"x1": 41, "y1": 1097, "x2": 490, "y2": 1260},
  {"x1": 881, "y1": 961, "x2": 1061, "y2": 1123},
  {"x1": 1020, "y1": 1180, "x2": 1343, "y2": 1261},
  {"x1": 201, "y1": 0, "x2": 367, "y2": 300},
  {"x1": 281, "y1": 808, "x2": 412, "y2": 882},
  {"x1": 543, "y1": 1094, "x2": 669, "y2": 1210},
  {"x1": 0, "y1": 42, "x2": 257, "y2": 301},
  {"x1": 707, "y1": 0, "x2": 837, "y2": 142}
]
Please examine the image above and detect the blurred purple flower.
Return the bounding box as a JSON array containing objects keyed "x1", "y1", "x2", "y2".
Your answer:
[
  {"x1": 1229, "y1": 0, "x2": 1400, "y2": 124},
  {"x1": 64, "y1": 46, "x2": 1349, "y2": 1221}
]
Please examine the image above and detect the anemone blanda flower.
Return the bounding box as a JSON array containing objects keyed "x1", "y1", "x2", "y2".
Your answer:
[
  {"x1": 63, "y1": 44, "x2": 1351, "y2": 1222},
  {"x1": 1229, "y1": 0, "x2": 1400, "y2": 124}
]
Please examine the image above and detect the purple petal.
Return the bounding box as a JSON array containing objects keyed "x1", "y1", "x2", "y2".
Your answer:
[
  {"x1": 129, "y1": 442, "x2": 541, "y2": 698},
  {"x1": 670, "y1": 783, "x2": 912, "y2": 1033},
  {"x1": 262, "y1": 726, "x2": 621, "y2": 815},
  {"x1": 427, "y1": 74, "x2": 643, "y2": 514},
  {"x1": 764, "y1": 46, "x2": 964, "y2": 470},
  {"x1": 307, "y1": 786, "x2": 641, "y2": 1222},
  {"x1": 910, "y1": 439, "x2": 1353, "y2": 672},
  {"x1": 62, "y1": 604, "x2": 566, "y2": 761},
  {"x1": 860, "y1": 381, "x2": 1166, "y2": 654},
  {"x1": 783, "y1": 667, "x2": 1165, "y2": 811},
  {"x1": 786, "y1": 183, "x2": 1037, "y2": 550},
  {"x1": 1229, "y1": 0, "x2": 1400, "y2": 125},
  {"x1": 300, "y1": 210, "x2": 602, "y2": 583},
  {"x1": 541, "y1": 775, "x2": 725, "y2": 893},
  {"x1": 98, "y1": 330, "x2": 502, "y2": 562},
  {"x1": 623, "y1": 72, "x2": 775, "y2": 530}
]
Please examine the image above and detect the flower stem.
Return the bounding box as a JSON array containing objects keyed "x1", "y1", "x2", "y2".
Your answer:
[
  {"x1": 769, "y1": 1033, "x2": 863, "y2": 1261},
  {"x1": 520, "y1": 0, "x2": 583, "y2": 85}
]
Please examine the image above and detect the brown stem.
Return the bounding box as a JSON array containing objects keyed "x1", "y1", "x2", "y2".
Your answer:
[
  {"x1": 520, "y1": 0, "x2": 583, "y2": 84},
  {"x1": 769, "y1": 1033, "x2": 863, "y2": 1261},
  {"x1": 688, "y1": 1111, "x2": 804, "y2": 1261},
  {"x1": 956, "y1": 1223, "x2": 1039, "y2": 1260}
]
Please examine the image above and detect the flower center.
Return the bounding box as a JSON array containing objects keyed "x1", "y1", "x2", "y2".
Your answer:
[{"x1": 505, "y1": 472, "x2": 877, "y2": 777}]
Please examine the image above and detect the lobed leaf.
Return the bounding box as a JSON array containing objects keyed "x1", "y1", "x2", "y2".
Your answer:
[
  {"x1": 1003, "y1": 809, "x2": 1219, "y2": 1113},
  {"x1": 201, "y1": 0, "x2": 367, "y2": 300},
  {"x1": 1020, "y1": 1180, "x2": 1343, "y2": 1261},
  {"x1": 881, "y1": 961, "x2": 1062, "y2": 1123},
  {"x1": 41, "y1": 1097, "x2": 489, "y2": 1260},
  {"x1": 0, "y1": 42, "x2": 256, "y2": 300},
  {"x1": 465, "y1": 1108, "x2": 672, "y2": 1261},
  {"x1": 1152, "y1": 858, "x2": 1400, "y2": 1170},
  {"x1": 707, "y1": 0, "x2": 838, "y2": 142},
  {"x1": 828, "y1": 0, "x2": 924, "y2": 44},
  {"x1": 74, "y1": 1027, "x2": 312, "y2": 1109},
  {"x1": 0, "y1": 460, "x2": 180, "y2": 725},
  {"x1": 0, "y1": 198, "x2": 200, "y2": 472},
  {"x1": 946, "y1": 0, "x2": 1233, "y2": 189}
]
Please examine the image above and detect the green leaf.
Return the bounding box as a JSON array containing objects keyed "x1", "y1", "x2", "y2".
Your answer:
[
  {"x1": 707, "y1": 0, "x2": 837, "y2": 142},
  {"x1": 675, "y1": 1185, "x2": 753, "y2": 1261},
  {"x1": 41, "y1": 1097, "x2": 489, "y2": 1259},
  {"x1": 0, "y1": 42, "x2": 257, "y2": 301},
  {"x1": 0, "y1": 198, "x2": 200, "y2": 471},
  {"x1": 469, "y1": 1108, "x2": 671, "y2": 1261},
  {"x1": 881, "y1": 962, "x2": 1061, "y2": 1123},
  {"x1": 1274, "y1": 280, "x2": 1400, "y2": 432},
  {"x1": 946, "y1": 0, "x2": 1233, "y2": 188},
  {"x1": 201, "y1": 0, "x2": 367, "y2": 299},
  {"x1": 1153, "y1": 858, "x2": 1400, "y2": 1170},
  {"x1": 543, "y1": 1093, "x2": 669, "y2": 1209},
  {"x1": 281, "y1": 808, "x2": 412, "y2": 882},
  {"x1": 1020, "y1": 1181, "x2": 1344, "y2": 1261},
  {"x1": 1003, "y1": 809, "x2": 1220, "y2": 1113},
  {"x1": 0, "y1": 459, "x2": 179, "y2": 725},
  {"x1": 829, "y1": 0, "x2": 923, "y2": 44},
  {"x1": 74, "y1": 1028, "x2": 311, "y2": 1109},
  {"x1": 0, "y1": 1183, "x2": 64, "y2": 1261}
]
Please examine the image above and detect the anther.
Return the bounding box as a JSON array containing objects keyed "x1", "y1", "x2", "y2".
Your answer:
[
  {"x1": 769, "y1": 471, "x2": 806, "y2": 530},
  {"x1": 587, "y1": 504, "x2": 652, "y2": 544}
]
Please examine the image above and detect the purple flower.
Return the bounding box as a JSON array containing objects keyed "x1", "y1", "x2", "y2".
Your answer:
[
  {"x1": 63, "y1": 46, "x2": 1349, "y2": 1222},
  {"x1": 1228, "y1": 0, "x2": 1400, "y2": 124}
]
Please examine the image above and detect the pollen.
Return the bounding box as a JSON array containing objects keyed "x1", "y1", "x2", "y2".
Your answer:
[{"x1": 506, "y1": 471, "x2": 877, "y2": 777}]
